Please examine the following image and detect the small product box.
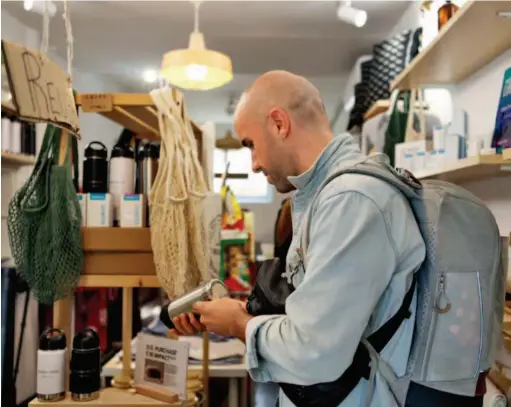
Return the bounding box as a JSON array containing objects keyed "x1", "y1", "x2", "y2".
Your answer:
[
  {"x1": 120, "y1": 194, "x2": 146, "y2": 228},
  {"x1": 86, "y1": 193, "x2": 113, "y2": 227},
  {"x1": 77, "y1": 193, "x2": 87, "y2": 227}
]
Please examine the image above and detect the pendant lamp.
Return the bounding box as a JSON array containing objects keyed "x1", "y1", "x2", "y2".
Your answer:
[
  {"x1": 215, "y1": 130, "x2": 243, "y2": 150},
  {"x1": 161, "y1": 1, "x2": 233, "y2": 91}
]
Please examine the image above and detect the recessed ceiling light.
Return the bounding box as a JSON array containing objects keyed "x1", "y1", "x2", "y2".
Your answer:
[{"x1": 143, "y1": 69, "x2": 158, "y2": 83}]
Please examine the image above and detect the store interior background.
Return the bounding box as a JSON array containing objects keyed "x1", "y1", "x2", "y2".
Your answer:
[{"x1": 1, "y1": 1, "x2": 510, "y2": 405}]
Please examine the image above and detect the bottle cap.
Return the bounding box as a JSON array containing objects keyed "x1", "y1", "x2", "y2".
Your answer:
[{"x1": 39, "y1": 328, "x2": 67, "y2": 351}]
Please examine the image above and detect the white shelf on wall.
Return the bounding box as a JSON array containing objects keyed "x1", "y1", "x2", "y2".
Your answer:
[
  {"x1": 1, "y1": 151, "x2": 36, "y2": 168},
  {"x1": 414, "y1": 154, "x2": 511, "y2": 184},
  {"x1": 391, "y1": 1, "x2": 511, "y2": 90}
]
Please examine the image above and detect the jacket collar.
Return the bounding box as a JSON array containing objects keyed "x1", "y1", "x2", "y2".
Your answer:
[{"x1": 288, "y1": 133, "x2": 362, "y2": 194}]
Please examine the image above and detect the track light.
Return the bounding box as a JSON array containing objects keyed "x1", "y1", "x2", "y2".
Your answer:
[
  {"x1": 337, "y1": 1, "x2": 367, "y2": 28},
  {"x1": 24, "y1": 0, "x2": 57, "y2": 17}
]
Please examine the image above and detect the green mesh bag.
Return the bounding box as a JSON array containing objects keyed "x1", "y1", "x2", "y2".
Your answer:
[{"x1": 7, "y1": 124, "x2": 83, "y2": 304}]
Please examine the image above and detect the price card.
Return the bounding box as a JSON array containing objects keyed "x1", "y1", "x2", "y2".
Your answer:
[
  {"x1": 80, "y1": 93, "x2": 113, "y2": 112},
  {"x1": 135, "y1": 333, "x2": 190, "y2": 400}
]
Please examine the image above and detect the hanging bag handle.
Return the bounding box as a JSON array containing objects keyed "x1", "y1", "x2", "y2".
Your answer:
[
  {"x1": 173, "y1": 91, "x2": 207, "y2": 198},
  {"x1": 150, "y1": 88, "x2": 188, "y2": 203},
  {"x1": 405, "y1": 88, "x2": 426, "y2": 142}
]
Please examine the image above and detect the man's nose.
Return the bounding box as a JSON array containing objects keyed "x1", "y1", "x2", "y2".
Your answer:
[{"x1": 251, "y1": 151, "x2": 261, "y2": 173}]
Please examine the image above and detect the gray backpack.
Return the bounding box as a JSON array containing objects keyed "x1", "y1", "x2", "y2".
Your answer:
[{"x1": 300, "y1": 154, "x2": 507, "y2": 405}]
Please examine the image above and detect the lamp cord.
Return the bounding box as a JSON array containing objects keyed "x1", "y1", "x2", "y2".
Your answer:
[
  {"x1": 40, "y1": 0, "x2": 49, "y2": 54},
  {"x1": 63, "y1": 0, "x2": 74, "y2": 78},
  {"x1": 193, "y1": 1, "x2": 202, "y2": 32}
]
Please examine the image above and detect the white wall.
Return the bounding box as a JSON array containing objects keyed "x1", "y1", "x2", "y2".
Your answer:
[{"x1": 453, "y1": 50, "x2": 511, "y2": 235}]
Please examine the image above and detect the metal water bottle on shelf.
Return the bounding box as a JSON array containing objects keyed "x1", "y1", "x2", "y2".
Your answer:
[
  {"x1": 137, "y1": 140, "x2": 160, "y2": 225},
  {"x1": 37, "y1": 328, "x2": 67, "y2": 402},
  {"x1": 70, "y1": 328, "x2": 101, "y2": 402},
  {"x1": 83, "y1": 141, "x2": 108, "y2": 193},
  {"x1": 109, "y1": 141, "x2": 135, "y2": 225}
]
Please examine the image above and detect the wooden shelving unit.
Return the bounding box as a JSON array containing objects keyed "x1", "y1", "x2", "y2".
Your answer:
[
  {"x1": 31, "y1": 92, "x2": 212, "y2": 406},
  {"x1": 504, "y1": 148, "x2": 511, "y2": 162},
  {"x1": 1, "y1": 151, "x2": 36, "y2": 167},
  {"x1": 364, "y1": 99, "x2": 428, "y2": 121},
  {"x1": 75, "y1": 93, "x2": 203, "y2": 141},
  {"x1": 414, "y1": 154, "x2": 511, "y2": 184},
  {"x1": 28, "y1": 387, "x2": 198, "y2": 407},
  {"x1": 364, "y1": 100, "x2": 390, "y2": 121},
  {"x1": 391, "y1": 1, "x2": 511, "y2": 90}
]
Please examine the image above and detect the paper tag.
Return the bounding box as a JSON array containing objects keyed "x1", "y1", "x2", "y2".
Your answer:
[
  {"x1": 135, "y1": 333, "x2": 190, "y2": 400},
  {"x1": 80, "y1": 93, "x2": 113, "y2": 112}
]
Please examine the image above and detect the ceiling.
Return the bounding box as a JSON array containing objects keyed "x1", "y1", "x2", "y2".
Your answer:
[{"x1": 2, "y1": 0, "x2": 410, "y2": 124}]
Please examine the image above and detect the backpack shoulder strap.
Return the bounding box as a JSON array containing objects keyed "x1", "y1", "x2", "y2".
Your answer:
[{"x1": 300, "y1": 154, "x2": 422, "y2": 268}]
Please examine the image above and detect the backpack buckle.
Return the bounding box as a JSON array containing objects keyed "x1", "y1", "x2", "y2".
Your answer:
[{"x1": 396, "y1": 168, "x2": 422, "y2": 188}]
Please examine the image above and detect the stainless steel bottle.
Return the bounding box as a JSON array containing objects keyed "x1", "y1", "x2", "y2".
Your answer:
[
  {"x1": 37, "y1": 328, "x2": 67, "y2": 402},
  {"x1": 137, "y1": 140, "x2": 159, "y2": 197},
  {"x1": 160, "y1": 280, "x2": 229, "y2": 328},
  {"x1": 70, "y1": 328, "x2": 100, "y2": 402}
]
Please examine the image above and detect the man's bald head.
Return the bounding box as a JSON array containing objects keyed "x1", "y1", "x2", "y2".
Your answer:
[
  {"x1": 235, "y1": 70, "x2": 328, "y2": 129},
  {"x1": 233, "y1": 70, "x2": 333, "y2": 193}
]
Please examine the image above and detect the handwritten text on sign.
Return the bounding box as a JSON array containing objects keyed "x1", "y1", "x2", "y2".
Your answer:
[{"x1": 1, "y1": 40, "x2": 80, "y2": 136}]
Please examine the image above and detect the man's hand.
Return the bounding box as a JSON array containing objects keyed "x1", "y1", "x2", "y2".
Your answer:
[
  {"x1": 193, "y1": 298, "x2": 253, "y2": 341},
  {"x1": 169, "y1": 313, "x2": 204, "y2": 337}
]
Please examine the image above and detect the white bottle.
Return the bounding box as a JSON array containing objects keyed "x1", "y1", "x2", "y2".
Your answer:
[
  {"x1": 1, "y1": 117, "x2": 11, "y2": 152},
  {"x1": 37, "y1": 328, "x2": 67, "y2": 402},
  {"x1": 10, "y1": 119, "x2": 21, "y2": 154},
  {"x1": 108, "y1": 142, "x2": 135, "y2": 225}
]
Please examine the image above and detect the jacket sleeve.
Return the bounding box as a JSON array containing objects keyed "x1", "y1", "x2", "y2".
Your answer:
[{"x1": 245, "y1": 191, "x2": 398, "y2": 385}]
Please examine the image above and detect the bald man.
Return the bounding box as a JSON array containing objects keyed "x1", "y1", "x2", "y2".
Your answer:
[{"x1": 172, "y1": 71, "x2": 426, "y2": 407}]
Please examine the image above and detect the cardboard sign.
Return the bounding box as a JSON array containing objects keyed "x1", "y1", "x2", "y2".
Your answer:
[
  {"x1": 1, "y1": 40, "x2": 80, "y2": 137},
  {"x1": 135, "y1": 333, "x2": 190, "y2": 400},
  {"x1": 80, "y1": 93, "x2": 113, "y2": 113}
]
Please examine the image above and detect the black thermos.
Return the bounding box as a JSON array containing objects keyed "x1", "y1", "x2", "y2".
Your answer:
[
  {"x1": 70, "y1": 328, "x2": 101, "y2": 401},
  {"x1": 83, "y1": 141, "x2": 108, "y2": 193}
]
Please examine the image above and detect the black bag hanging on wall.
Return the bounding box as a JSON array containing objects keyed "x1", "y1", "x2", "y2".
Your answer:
[{"x1": 366, "y1": 28, "x2": 422, "y2": 106}]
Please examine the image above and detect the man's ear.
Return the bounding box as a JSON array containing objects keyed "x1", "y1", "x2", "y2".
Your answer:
[{"x1": 269, "y1": 108, "x2": 291, "y2": 139}]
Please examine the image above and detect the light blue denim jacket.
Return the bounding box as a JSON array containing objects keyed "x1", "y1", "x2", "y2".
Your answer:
[{"x1": 245, "y1": 133, "x2": 426, "y2": 407}]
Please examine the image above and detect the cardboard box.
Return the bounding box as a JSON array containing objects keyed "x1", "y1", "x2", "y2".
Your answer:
[
  {"x1": 86, "y1": 193, "x2": 113, "y2": 227},
  {"x1": 120, "y1": 194, "x2": 146, "y2": 228}
]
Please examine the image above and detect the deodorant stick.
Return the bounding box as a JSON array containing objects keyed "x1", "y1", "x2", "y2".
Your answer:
[{"x1": 37, "y1": 328, "x2": 67, "y2": 402}]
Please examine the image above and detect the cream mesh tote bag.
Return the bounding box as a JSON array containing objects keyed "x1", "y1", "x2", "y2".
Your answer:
[
  {"x1": 150, "y1": 88, "x2": 210, "y2": 299},
  {"x1": 174, "y1": 91, "x2": 211, "y2": 290}
]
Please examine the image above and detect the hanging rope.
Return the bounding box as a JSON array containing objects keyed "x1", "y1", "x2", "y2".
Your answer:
[
  {"x1": 62, "y1": 0, "x2": 74, "y2": 78},
  {"x1": 193, "y1": 1, "x2": 202, "y2": 32},
  {"x1": 40, "y1": 0, "x2": 50, "y2": 54}
]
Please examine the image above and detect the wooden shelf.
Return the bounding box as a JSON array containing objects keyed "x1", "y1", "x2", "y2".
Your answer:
[
  {"x1": 364, "y1": 100, "x2": 428, "y2": 121},
  {"x1": 364, "y1": 100, "x2": 391, "y2": 121},
  {"x1": 504, "y1": 148, "x2": 511, "y2": 162},
  {"x1": 75, "y1": 93, "x2": 159, "y2": 136},
  {"x1": 79, "y1": 275, "x2": 160, "y2": 287},
  {"x1": 29, "y1": 388, "x2": 169, "y2": 406},
  {"x1": 1, "y1": 151, "x2": 36, "y2": 167},
  {"x1": 414, "y1": 154, "x2": 511, "y2": 184},
  {"x1": 391, "y1": 1, "x2": 511, "y2": 90},
  {"x1": 75, "y1": 93, "x2": 203, "y2": 141}
]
